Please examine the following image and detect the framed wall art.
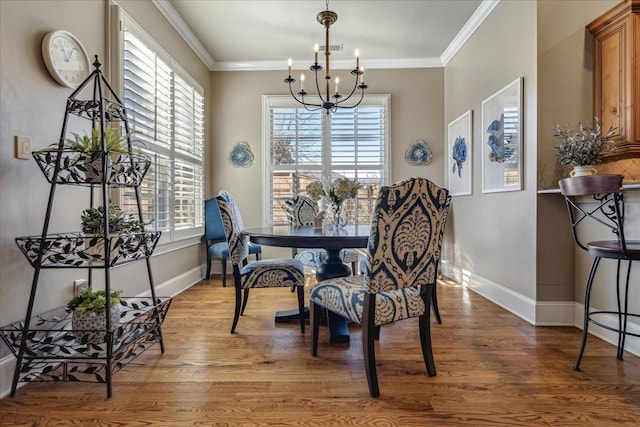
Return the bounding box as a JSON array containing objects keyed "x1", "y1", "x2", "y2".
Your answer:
[
  {"x1": 447, "y1": 110, "x2": 472, "y2": 196},
  {"x1": 481, "y1": 77, "x2": 523, "y2": 193}
]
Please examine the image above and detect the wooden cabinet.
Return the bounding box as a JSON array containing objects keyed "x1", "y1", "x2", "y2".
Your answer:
[{"x1": 587, "y1": 0, "x2": 640, "y2": 157}]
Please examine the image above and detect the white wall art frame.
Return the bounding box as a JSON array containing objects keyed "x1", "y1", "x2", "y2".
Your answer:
[
  {"x1": 481, "y1": 77, "x2": 523, "y2": 193},
  {"x1": 447, "y1": 110, "x2": 473, "y2": 196}
]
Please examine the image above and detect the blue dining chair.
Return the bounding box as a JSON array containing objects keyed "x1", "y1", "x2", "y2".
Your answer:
[
  {"x1": 205, "y1": 197, "x2": 261, "y2": 287},
  {"x1": 310, "y1": 177, "x2": 452, "y2": 397}
]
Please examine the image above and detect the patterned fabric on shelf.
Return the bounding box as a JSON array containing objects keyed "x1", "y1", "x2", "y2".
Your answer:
[
  {"x1": 285, "y1": 195, "x2": 360, "y2": 270},
  {"x1": 216, "y1": 190, "x2": 305, "y2": 333},
  {"x1": 309, "y1": 177, "x2": 452, "y2": 397}
]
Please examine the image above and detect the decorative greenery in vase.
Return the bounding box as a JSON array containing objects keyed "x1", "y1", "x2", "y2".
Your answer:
[
  {"x1": 81, "y1": 201, "x2": 147, "y2": 235},
  {"x1": 67, "y1": 288, "x2": 122, "y2": 315},
  {"x1": 552, "y1": 117, "x2": 615, "y2": 167},
  {"x1": 67, "y1": 288, "x2": 122, "y2": 344}
]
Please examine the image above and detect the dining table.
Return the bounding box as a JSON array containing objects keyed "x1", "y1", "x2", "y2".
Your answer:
[{"x1": 245, "y1": 224, "x2": 370, "y2": 343}]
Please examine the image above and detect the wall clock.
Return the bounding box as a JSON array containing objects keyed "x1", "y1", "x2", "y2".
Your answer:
[{"x1": 42, "y1": 30, "x2": 90, "y2": 88}]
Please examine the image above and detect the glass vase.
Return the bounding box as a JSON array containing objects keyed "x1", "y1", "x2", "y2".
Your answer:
[{"x1": 325, "y1": 200, "x2": 348, "y2": 230}]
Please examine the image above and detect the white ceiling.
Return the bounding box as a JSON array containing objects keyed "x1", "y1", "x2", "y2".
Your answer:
[{"x1": 158, "y1": 0, "x2": 494, "y2": 71}]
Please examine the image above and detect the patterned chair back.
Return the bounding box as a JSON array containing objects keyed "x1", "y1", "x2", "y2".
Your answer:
[
  {"x1": 285, "y1": 196, "x2": 319, "y2": 227},
  {"x1": 364, "y1": 178, "x2": 451, "y2": 294},
  {"x1": 216, "y1": 190, "x2": 249, "y2": 267}
]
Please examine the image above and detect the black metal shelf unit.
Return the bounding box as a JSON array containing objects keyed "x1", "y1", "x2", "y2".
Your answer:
[{"x1": 0, "y1": 56, "x2": 171, "y2": 398}]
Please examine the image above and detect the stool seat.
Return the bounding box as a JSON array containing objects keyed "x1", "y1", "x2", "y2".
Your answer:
[{"x1": 588, "y1": 240, "x2": 640, "y2": 260}]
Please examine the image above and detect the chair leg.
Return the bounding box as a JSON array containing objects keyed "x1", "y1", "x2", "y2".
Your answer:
[
  {"x1": 297, "y1": 286, "x2": 305, "y2": 333},
  {"x1": 616, "y1": 260, "x2": 633, "y2": 360},
  {"x1": 241, "y1": 288, "x2": 250, "y2": 315},
  {"x1": 574, "y1": 257, "x2": 600, "y2": 371},
  {"x1": 206, "y1": 258, "x2": 211, "y2": 280},
  {"x1": 231, "y1": 278, "x2": 242, "y2": 334},
  {"x1": 419, "y1": 284, "x2": 436, "y2": 377},
  {"x1": 310, "y1": 302, "x2": 322, "y2": 356},
  {"x1": 351, "y1": 261, "x2": 357, "y2": 275},
  {"x1": 221, "y1": 259, "x2": 227, "y2": 287},
  {"x1": 362, "y1": 293, "x2": 380, "y2": 397},
  {"x1": 431, "y1": 282, "x2": 442, "y2": 324}
]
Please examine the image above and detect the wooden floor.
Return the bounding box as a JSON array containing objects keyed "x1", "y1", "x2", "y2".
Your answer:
[{"x1": 1, "y1": 276, "x2": 639, "y2": 426}]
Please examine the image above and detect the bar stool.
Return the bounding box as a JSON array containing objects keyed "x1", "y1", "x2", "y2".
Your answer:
[{"x1": 559, "y1": 174, "x2": 640, "y2": 371}]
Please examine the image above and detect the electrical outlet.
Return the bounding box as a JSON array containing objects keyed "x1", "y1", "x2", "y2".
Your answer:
[
  {"x1": 74, "y1": 279, "x2": 88, "y2": 296},
  {"x1": 15, "y1": 135, "x2": 31, "y2": 160}
]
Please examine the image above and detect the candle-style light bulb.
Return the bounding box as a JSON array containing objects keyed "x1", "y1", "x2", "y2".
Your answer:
[
  {"x1": 287, "y1": 58, "x2": 292, "y2": 76},
  {"x1": 300, "y1": 73, "x2": 305, "y2": 91},
  {"x1": 360, "y1": 67, "x2": 365, "y2": 85},
  {"x1": 355, "y1": 48, "x2": 360, "y2": 69},
  {"x1": 314, "y1": 44, "x2": 319, "y2": 64},
  {"x1": 335, "y1": 76, "x2": 340, "y2": 94}
]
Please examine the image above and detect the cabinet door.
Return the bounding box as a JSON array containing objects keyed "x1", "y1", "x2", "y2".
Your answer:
[{"x1": 593, "y1": 16, "x2": 630, "y2": 151}]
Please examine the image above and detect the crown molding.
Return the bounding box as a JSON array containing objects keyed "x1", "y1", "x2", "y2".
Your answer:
[
  {"x1": 152, "y1": 0, "x2": 216, "y2": 70},
  {"x1": 440, "y1": 0, "x2": 501, "y2": 66},
  {"x1": 155, "y1": 0, "x2": 498, "y2": 72},
  {"x1": 212, "y1": 57, "x2": 443, "y2": 72}
]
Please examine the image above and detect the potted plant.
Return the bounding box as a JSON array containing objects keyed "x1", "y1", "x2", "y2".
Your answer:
[
  {"x1": 65, "y1": 127, "x2": 130, "y2": 182},
  {"x1": 81, "y1": 201, "x2": 148, "y2": 263},
  {"x1": 66, "y1": 287, "x2": 122, "y2": 344},
  {"x1": 552, "y1": 117, "x2": 615, "y2": 177},
  {"x1": 36, "y1": 126, "x2": 134, "y2": 182}
]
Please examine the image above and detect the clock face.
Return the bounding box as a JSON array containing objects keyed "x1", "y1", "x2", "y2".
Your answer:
[{"x1": 42, "y1": 31, "x2": 90, "y2": 88}]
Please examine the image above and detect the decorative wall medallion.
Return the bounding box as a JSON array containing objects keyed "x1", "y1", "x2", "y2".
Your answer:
[
  {"x1": 405, "y1": 140, "x2": 432, "y2": 166},
  {"x1": 229, "y1": 141, "x2": 254, "y2": 167}
]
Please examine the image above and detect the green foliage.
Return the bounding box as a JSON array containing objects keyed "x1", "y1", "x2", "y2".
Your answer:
[
  {"x1": 65, "y1": 127, "x2": 129, "y2": 155},
  {"x1": 67, "y1": 288, "x2": 122, "y2": 314},
  {"x1": 553, "y1": 117, "x2": 615, "y2": 166},
  {"x1": 81, "y1": 201, "x2": 148, "y2": 234}
]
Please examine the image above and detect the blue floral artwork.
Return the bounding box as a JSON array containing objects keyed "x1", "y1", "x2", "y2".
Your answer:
[
  {"x1": 405, "y1": 140, "x2": 432, "y2": 166},
  {"x1": 486, "y1": 113, "x2": 504, "y2": 163},
  {"x1": 451, "y1": 136, "x2": 467, "y2": 177},
  {"x1": 229, "y1": 141, "x2": 254, "y2": 168}
]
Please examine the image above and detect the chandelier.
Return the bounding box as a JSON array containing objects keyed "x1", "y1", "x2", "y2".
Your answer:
[{"x1": 284, "y1": 0, "x2": 367, "y2": 114}]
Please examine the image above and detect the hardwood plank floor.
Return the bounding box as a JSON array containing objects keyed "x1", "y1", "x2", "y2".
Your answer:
[{"x1": 1, "y1": 276, "x2": 639, "y2": 426}]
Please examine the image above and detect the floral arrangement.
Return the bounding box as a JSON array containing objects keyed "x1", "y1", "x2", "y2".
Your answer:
[
  {"x1": 67, "y1": 288, "x2": 122, "y2": 314},
  {"x1": 306, "y1": 178, "x2": 361, "y2": 206},
  {"x1": 552, "y1": 117, "x2": 615, "y2": 166}
]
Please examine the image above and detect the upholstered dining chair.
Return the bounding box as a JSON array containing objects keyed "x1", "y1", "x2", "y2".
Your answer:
[
  {"x1": 559, "y1": 174, "x2": 640, "y2": 371},
  {"x1": 204, "y1": 198, "x2": 261, "y2": 287},
  {"x1": 359, "y1": 255, "x2": 443, "y2": 324},
  {"x1": 285, "y1": 195, "x2": 359, "y2": 273},
  {"x1": 216, "y1": 190, "x2": 306, "y2": 333},
  {"x1": 309, "y1": 177, "x2": 451, "y2": 397}
]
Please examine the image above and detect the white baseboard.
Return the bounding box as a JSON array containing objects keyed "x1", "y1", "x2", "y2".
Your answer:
[
  {"x1": 0, "y1": 265, "x2": 204, "y2": 399},
  {"x1": 441, "y1": 260, "x2": 640, "y2": 358}
]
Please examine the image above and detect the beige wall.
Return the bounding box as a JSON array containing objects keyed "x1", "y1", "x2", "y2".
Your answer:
[
  {"x1": 0, "y1": 0, "x2": 209, "y2": 393},
  {"x1": 535, "y1": 0, "x2": 619, "y2": 302},
  {"x1": 209, "y1": 68, "x2": 445, "y2": 231},
  {"x1": 443, "y1": 0, "x2": 538, "y2": 299}
]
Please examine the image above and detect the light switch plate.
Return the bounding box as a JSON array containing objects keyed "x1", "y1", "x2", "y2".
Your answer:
[{"x1": 15, "y1": 136, "x2": 31, "y2": 160}]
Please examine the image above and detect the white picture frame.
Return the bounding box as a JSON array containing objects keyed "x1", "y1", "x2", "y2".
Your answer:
[
  {"x1": 447, "y1": 110, "x2": 473, "y2": 196},
  {"x1": 481, "y1": 77, "x2": 523, "y2": 193}
]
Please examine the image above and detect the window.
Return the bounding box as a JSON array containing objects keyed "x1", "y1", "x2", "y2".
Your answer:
[
  {"x1": 263, "y1": 95, "x2": 390, "y2": 226},
  {"x1": 113, "y1": 9, "x2": 204, "y2": 243}
]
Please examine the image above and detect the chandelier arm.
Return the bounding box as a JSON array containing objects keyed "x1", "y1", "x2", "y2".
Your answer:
[
  {"x1": 286, "y1": 82, "x2": 323, "y2": 108},
  {"x1": 313, "y1": 67, "x2": 328, "y2": 105},
  {"x1": 334, "y1": 75, "x2": 360, "y2": 106}
]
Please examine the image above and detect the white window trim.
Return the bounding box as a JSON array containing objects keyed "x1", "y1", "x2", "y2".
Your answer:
[
  {"x1": 109, "y1": 3, "x2": 204, "y2": 246},
  {"x1": 261, "y1": 94, "x2": 391, "y2": 226}
]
